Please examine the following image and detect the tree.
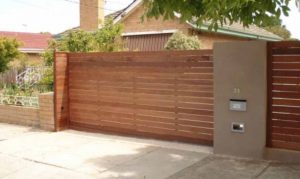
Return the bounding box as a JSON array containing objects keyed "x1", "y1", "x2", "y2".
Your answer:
[
  {"x1": 93, "y1": 19, "x2": 123, "y2": 52},
  {"x1": 42, "y1": 18, "x2": 123, "y2": 66},
  {"x1": 60, "y1": 30, "x2": 93, "y2": 52},
  {"x1": 264, "y1": 26, "x2": 291, "y2": 40},
  {"x1": 41, "y1": 40, "x2": 57, "y2": 66},
  {"x1": 0, "y1": 37, "x2": 20, "y2": 73},
  {"x1": 144, "y1": 0, "x2": 291, "y2": 30},
  {"x1": 165, "y1": 32, "x2": 201, "y2": 50},
  {"x1": 259, "y1": 17, "x2": 291, "y2": 40}
]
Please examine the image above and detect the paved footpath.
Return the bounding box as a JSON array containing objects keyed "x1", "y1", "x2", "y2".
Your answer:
[{"x1": 0, "y1": 123, "x2": 299, "y2": 179}]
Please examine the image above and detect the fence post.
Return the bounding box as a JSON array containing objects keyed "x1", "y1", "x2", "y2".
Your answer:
[{"x1": 54, "y1": 52, "x2": 69, "y2": 131}]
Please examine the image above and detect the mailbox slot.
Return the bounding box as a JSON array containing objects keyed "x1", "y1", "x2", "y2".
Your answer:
[
  {"x1": 230, "y1": 99, "x2": 247, "y2": 112},
  {"x1": 231, "y1": 123, "x2": 245, "y2": 133}
]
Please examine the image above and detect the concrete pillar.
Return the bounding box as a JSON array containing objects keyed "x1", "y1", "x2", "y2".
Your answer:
[{"x1": 213, "y1": 41, "x2": 267, "y2": 159}]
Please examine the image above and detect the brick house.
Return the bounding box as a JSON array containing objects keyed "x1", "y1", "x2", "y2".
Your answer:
[
  {"x1": 59, "y1": 0, "x2": 282, "y2": 50},
  {"x1": 0, "y1": 31, "x2": 52, "y2": 65}
]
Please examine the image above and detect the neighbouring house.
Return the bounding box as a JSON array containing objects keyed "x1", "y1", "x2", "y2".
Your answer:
[
  {"x1": 0, "y1": 31, "x2": 52, "y2": 65},
  {"x1": 58, "y1": 0, "x2": 282, "y2": 50}
]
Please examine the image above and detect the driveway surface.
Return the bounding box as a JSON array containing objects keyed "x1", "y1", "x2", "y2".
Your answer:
[{"x1": 0, "y1": 123, "x2": 299, "y2": 179}]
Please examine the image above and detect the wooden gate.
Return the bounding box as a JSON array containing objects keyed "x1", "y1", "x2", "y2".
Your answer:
[
  {"x1": 267, "y1": 41, "x2": 300, "y2": 151},
  {"x1": 55, "y1": 51, "x2": 214, "y2": 145}
]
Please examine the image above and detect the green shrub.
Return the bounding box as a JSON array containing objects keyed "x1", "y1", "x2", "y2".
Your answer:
[
  {"x1": 1, "y1": 84, "x2": 33, "y2": 96},
  {"x1": 92, "y1": 19, "x2": 123, "y2": 52},
  {"x1": 165, "y1": 32, "x2": 201, "y2": 50},
  {"x1": 41, "y1": 18, "x2": 123, "y2": 66},
  {"x1": 41, "y1": 40, "x2": 57, "y2": 66},
  {"x1": 60, "y1": 30, "x2": 94, "y2": 52},
  {"x1": 39, "y1": 68, "x2": 53, "y2": 86},
  {"x1": 0, "y1": 37, "x2": 21, "y2": 72}
]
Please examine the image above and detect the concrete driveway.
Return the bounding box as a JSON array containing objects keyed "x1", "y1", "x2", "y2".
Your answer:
[
  {"x1": 0, "y1": 123, "x2": 299, "y2": 179},
  {"x1": 0, "y1": 123, "x2": 211, "y2": 179}
]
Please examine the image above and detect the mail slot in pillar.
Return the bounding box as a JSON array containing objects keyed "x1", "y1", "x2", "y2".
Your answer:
[
  {"x1": 230, "y1": 99, "x2": 247, "y2": 112},
  {"x1": 229, "y1": 99, "x2": 247, "y2": 133}
]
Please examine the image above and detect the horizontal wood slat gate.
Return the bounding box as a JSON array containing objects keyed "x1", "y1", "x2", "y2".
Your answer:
[
  {"x1": 55, "y1": 51, "x2": 214, "y2": 145},
  {"x1": 267, "y1": 41, "x2": 300, "y2": 151}
]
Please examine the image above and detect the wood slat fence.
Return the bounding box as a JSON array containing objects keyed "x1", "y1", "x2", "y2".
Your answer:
[
  {"x1": 0, "y1": 68, "x2": 19, "y2": 86},
  {"x1": 55, "y1": 50, "x2": 214, "y2": 145},
  {"x1": 267, "y1": 41, "x2": 300, "y2": 151}
]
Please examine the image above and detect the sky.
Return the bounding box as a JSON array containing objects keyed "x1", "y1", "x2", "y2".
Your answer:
[
  {"x1": 0, "y1": 0, "x2": 299, "y2": 38},
  {"x1": 0, "y1": 0, "x2": 133, "y2": 34}
]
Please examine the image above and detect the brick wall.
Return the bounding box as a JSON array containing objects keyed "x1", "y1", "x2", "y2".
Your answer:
[
  {"x1": 39, "y1": 93, "x2": 55, "y2": 131},
  {"x1": 0, "y1": 92, "x2": 55, "y2": 131},
  {"x1": 196, "y1": 31, "x2": 249, "y2": 49},
  {"x1": 0, "y1": 105, "x2": 39, "y2": 127},
  {"x1": 80, "y1": 0, "x2": 104, "y2": 31},
  {"x1": 122, "y1": 5, "x2": 190, "y2": 34},
  {"x1": 121, "y1": 5, "x2": 249, "y2": 50}
]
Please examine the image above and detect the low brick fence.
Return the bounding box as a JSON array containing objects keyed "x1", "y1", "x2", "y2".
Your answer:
[{"x1": 0, "y1": 92, "x2": 55, "y2": 131}]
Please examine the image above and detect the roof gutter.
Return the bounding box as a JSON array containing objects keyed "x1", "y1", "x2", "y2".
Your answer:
[{"x1": 188, "y1": 22, "x2": 282, "y2": 41}]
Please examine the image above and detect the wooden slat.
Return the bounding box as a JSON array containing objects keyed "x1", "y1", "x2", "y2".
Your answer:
[
  {"x1": 177, "y1": 119, "x2": 214, "y2": 128},
  {"x1": 272, "y1": 48, "x2": 300, "y2": 55},
  {"x1": 69, "y1": 66, "x2": 213, "y2": 74},
  {"x1": 273, "y1": 63, "x2": 300, "y2": 70},
  {"x1": 273, "y1": 76, "x2": 300, "y2": 85},
  {"x1": 272, "y1": 113, "x2": 300, "y2": 122},
  {"x1": 272, "y1": 126, "x2": 300, "y2": 135},
  {"x1": 70, "y1": 61, "x2": 213, "y2": 68},
  {"x1": 70, "y1": 115, "x2": 100, "y2": 125},
  {"x1": 136, "y1": 114, "x2": 175, "y2": 124},
  {"x1": 177, "y1": 113, "x2": 213, "y2": 122},
  {"x1": 68, "y1": 49, "x2": 213, "y2": 58},
  {"x1": 272, "y1": 91, "x2": 300, "y2": 99},
  {"x1": 271, "y1": 140, "x2": 300, "y2": 151},
  {"x1": 100, "y1": 120, "x2": 136, "y2": 130},
  {"x1": 272, "y1": 99, "x2": 300, "y2": 106},
  {"x1": 136, "y1": 125, "x2": 176, "y2": 135},
  {"x1": 178, "y1": 96, "x2": 213, "y2": 104},
  {"x1": 273, "y1": 70, "x2": 300, "y2": 77},
  {"x1": 273, "y1": 55, "x2": 300, "y2": 62},
  {"x1": 101, "y1": 117, "x2": 137, "y2": 126},
  {"x1": 273, "y1": 77, "x2": 299, "y2": 84},
  {"x1": 136, "y1": 119, "x2": 176, "y2": 130},
  {"x1": 272, "y1": 84, "x2": 300, "y2": 92},
  {"x1": 176, "y1": 125, "x2": 213, "y2": 134},
  {"x1": 272, "y1": 106, "x2": 300, "y2": 114},
  {"x1": 272, "y1": 120, "x2": 300, "y2": 128}
]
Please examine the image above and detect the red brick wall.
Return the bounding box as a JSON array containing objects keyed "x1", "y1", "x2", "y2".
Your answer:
[
  {"x1": 121, "y1": 5, "x2": 190, "y2": 34},
  {"x1": 196, "y1": 31, "x2": 249, "y2": 49},
  {"x1": 121, "y1": 5, "x2": 250, "y2": 50},
  {"x1": 0, "y1": 93, "x2": 55, "y2": 131}
]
